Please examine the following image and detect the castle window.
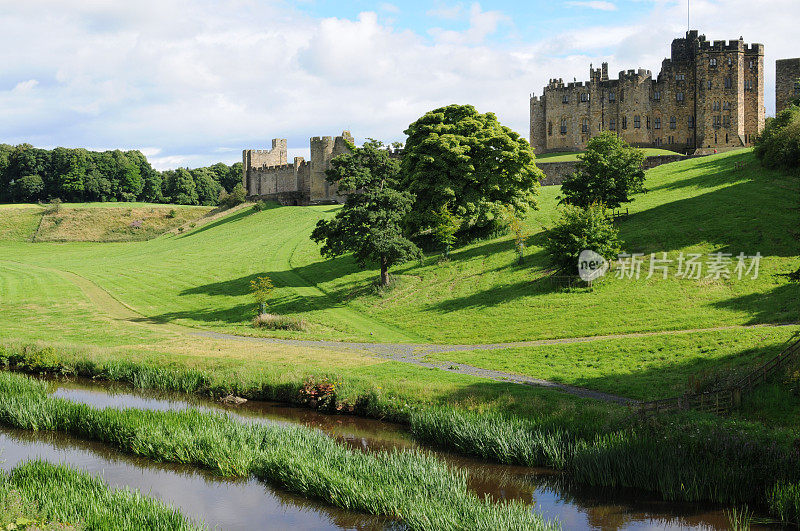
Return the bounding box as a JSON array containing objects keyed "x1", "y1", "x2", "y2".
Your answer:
[
  {"x1": 653, "y1": 90, "x2": 661, "y2": 101},
  {"x1": 634, "y1": 115, "x2": 641, "y2": 129},
  {"x1": 670, "y1": 116, "x2": 677, "y2": 130},
  {"x1": 727, "y1": 57, "x2": 733, "y2": 66},
  {"x1": 548, "y1": 122, "x2": 553, "y2": 136},
  {"x1": 707, "y1": 80, "x2": 712, "y2": 90},
  {"x1": 668, "y1": 136, "x2": 674, "y2": 145},
  {"x1": 676, "y1": 73, "x2": 686, "y2": 81},
  {"x1": 713, "y1": 116, "x2": 721, "y2": 128},
  {"x1": 562, "y1": 94, "x2": 569, "y2": 104},
  {"x1": 620, "y1": 89, "x2": 624, "y2": 102},
  {"x1": 722, "y1": 101, "x2": 730, "y2": 110},
  {"x1": 654, "y1": 117, "x2": 661, "y2": 130},
  {"x1": 676, "y1": 92, "x2": 685, "y2": 102},
  {"x1": 582, "y1": 118, "x2": 589, "y2": 133},
  {"x1": 726, "y1": 133, "x2": 729, "y2": 143},
  {"x1": 609, "y1": 118, "x2": 616, "y2": 131},
  {"x1": 709, "y1": 58, "x2": 717, "y2": 67},
  {"x1": 749, "y1": 60, "x2": 755, "y2": 70},
  {"x1": 609, "y1": 92, "x2": 615, "y2": 102},
  {"x1": 622, "y1": 116, "x2": 627, "y2": 129},
  {"x1": 560, "y1": 118, "x2": 568, "y2": 134},
  {"x1": 688, "y1": 115, "x2": 695, "y2": 129},
  {"x1": 713, "y1": 101, "x2": 720, "y2": 111},
  {"x1": 646, "y1": 116, "x2": 651, "y2": 129},
  {"x1": 724, "y1": 76, "x2": 732, "y2": 89},
  {"x1": 744, "y1": 80, "x2": 753, "y2": 91},
  {"x1": 723, "y1": 116, "x2": 731, "y2": 127}
]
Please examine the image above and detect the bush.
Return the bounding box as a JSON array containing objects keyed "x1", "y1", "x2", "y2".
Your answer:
[
  {"x1": 252, "y1": 313, "x2": 306, "y2": 331},
  {"x1": 252, "y1": 200, "x2": 270, "y2": 212},
  {"x1": 543, "y1": 203, "x2": 622, "y2": 275},
  {"x1": 219, "y1": 183, "x2": 247, "y2": 208},
  {"x1": 754, "y1": 105, "x2": 800, "y2": 170},
  {"x1": 166, "y1": 208, "x2": 177, "y2": 219},
  {"x1": 560, "y1": 131, "x2": 646, "y2": 209},
  {"x1": 43, "y1": 198, "x2": 61, "y2": 214}
]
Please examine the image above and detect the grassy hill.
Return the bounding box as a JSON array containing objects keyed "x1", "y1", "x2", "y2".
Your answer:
[
  {"x1": 0, "y1": 149, "x2": 798, "y2": 404},
  {"x1": 0, "y1": 203, "x2": 213, "y2": 242}
]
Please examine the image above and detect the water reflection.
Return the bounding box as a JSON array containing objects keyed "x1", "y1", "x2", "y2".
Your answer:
[{"x1": 41, "y1": 377, "x2": 782, "y2": 530}]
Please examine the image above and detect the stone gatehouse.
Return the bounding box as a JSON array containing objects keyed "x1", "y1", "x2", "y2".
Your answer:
[{"x1": 530, "y1": 30, "x2": 765, "y2": 155}]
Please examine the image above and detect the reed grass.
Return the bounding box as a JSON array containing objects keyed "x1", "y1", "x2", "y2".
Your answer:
[
  {"x1": 767, "y1": 481, "x2": 800, "y2": 525},
  {"x1": 2, "y1": 341, "x2": 798, "y2": 522},
  {"x1": 0, "y1": 371, "x2": 553, "y2": 530},
  {"x1": 0, "y1": 461, "x2": 197, "y2": 530}
]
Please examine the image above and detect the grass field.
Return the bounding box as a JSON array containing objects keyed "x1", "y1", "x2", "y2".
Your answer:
[
  {"x1": 0, "y1": 149, "x2": 798, "y2": 405},
  {"x1": 536, "y1": 148, "x2": 683, "y2": 162}
]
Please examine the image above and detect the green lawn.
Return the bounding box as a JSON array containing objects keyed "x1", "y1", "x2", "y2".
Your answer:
[
  {"x1": 536, "y1": 148, "x2": 683, "y2": 163},
  {"x1": 0, "y1": 149, "x2": 798, "y2": 407}
]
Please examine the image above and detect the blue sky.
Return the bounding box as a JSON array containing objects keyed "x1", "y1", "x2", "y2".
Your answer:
[{"x1": 0, "y1": 0, "x2": 795, "y2": 169}]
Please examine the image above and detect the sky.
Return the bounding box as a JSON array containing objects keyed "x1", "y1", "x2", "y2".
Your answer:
[{"x1": 0, "y1": 0, "x2": 796, "y2": 169}]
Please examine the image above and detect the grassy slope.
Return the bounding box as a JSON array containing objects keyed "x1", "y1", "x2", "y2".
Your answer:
[
  {"x1": 536, "y1": 148, "x2": 682, "y2": 162},
  {"x1": 0, "y1": 149, "x2": 798, "y2": 404}
]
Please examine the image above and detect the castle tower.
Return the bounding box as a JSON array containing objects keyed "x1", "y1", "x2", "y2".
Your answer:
[
  {"x1": 242, "y1": 138, "x2": 287, "y2": 194},
  {"x1": 777, "y1": 58, "x2": 800, "y2": 113},
  {"x1": 309, "y1": 131, "x2": 354, "y2": 203}
]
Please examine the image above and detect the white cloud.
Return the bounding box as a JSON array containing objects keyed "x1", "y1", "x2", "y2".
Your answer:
[
  {"x1": 564, "y1": 1, "x2": 618, "y2": 11},
  {"x1": 427, "y1": 3, "x2": 465, "y2": 20},
  {"x1": 12, "y1": 80, "x2": 39, "y2": 93},
  {"x1": 379, "y1": 3, "x2": 400, "y2": 13},
  {"x1": 0, "y1": 0, "x2": 794, "y2": 168}
]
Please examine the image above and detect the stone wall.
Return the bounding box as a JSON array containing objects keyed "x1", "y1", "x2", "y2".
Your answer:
[
  {"x1": 776, "y1": 58, "x2": 800, "y2": 113},
  {"x1": 243, "y1": 132, "x2": 353, "y2": 205},
  {"x1": 537, "y1": 154, "x2": 689, "y2": 186}
]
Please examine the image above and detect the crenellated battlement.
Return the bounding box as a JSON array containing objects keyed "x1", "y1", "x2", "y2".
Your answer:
[
  {"x1": 243, "y1": 131, "x2": 354, "y2": 205},
  {"x1": 530, "y1": 29, "x2": 766, "y2": 156}
]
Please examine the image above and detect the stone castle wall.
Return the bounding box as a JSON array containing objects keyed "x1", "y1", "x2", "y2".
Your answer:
[
  {"x1": 776, "y1": 59, "x2": 800, "y2": 113},
  {"x1": 530, "y1": 31, "x2": 765, "y2": 155},
  {"x1": 242, "y1": 131, "x2": 354, "y2": 205},
  {"x1": 537, "y1": 154, "x2": 688, "y2": 186}
]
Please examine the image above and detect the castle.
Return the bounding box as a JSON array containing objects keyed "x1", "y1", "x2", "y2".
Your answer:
[
  {"x1": 530, "y1": 30, "x2": 765, "y2": 154},
  {"x1": 776, "y1": 58, "x2": 800, "y2": 113},
  {"x1": 242, "y1": 131, "x2": 354, "y2": 205}
]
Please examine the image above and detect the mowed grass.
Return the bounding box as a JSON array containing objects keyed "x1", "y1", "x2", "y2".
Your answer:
[
  {"x1": 0, "y1": 149, "x2": 798, "y2": 347},
  {"x1": 426, "y1": 325, "x2": 800, "y2": 400},
  {"x1": 536, "y1": 148, "x2": 683, "y2": 163}
]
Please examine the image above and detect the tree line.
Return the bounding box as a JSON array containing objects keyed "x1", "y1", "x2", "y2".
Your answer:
[{"x1": 0, "y1": 143, "x2": 242, "y2": 205}]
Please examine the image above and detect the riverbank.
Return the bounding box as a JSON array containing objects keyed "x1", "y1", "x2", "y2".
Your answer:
[{"x1": 1, "y1": 341, "x2": 798, "y2": 525}]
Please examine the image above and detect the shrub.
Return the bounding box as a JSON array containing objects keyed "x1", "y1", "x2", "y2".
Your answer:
[
  {"x1": 560, "y1": 131, "x2": 646, "y2": 209},
  {"x1": 543, "y1": 203, "x2": 622, "y2": 275},
  {"x1": 166, "y1": 208, "x2": 177, "y2": 219},
  {"x1": 252, "y1": 313, "x2": 306, "y2": 331},
  {"x1": 754, "y1": 105, "x2": 800, "y2": 170},
  {"x1": 219, "y1": 183, "x2": 247, "y2": 208},
  {"x1": 43, "y1": 198, "x2": 62, "y2": 214},
  {"x1": 252, "y1": 200, "x2": 270, "y2": 212}
]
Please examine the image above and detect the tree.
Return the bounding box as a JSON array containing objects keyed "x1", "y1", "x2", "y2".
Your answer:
[
  {"x1": 401, "y1": 104, "x2": 542, "y2": 240},
  {"x1": 165, "y1": 168, "x2": 198, "y2": 205},
  {"x1": 543, "y1": 203, "x2": 622, "y2": 275},
  {"x1": 560, "y1": 131, "x2": 646, "y2": 209},
  {"x1": 754, "y1": 104, "x2": 800, "y2": 170},
  {"x1": 219, "y1": 183, "x2": 246, "y2": 208},
  {"x1": 311, "y1": 139, "x2": 421, "y2": 286},
  {"x1": 191, "y1": 168, "x2": 222, "y2": 205},
  {"x1": 430, "y1": 204, "x2": 461, "y2": 258},
  {"x1": 13, "y1": 175, "x2": 45, "y2": 202},
  {"x1": 249, "y1": 276, "x2": 274, "y2": 316},
  {"x1": 501, "y1": 205, "x2": 527, "y2": 265}
]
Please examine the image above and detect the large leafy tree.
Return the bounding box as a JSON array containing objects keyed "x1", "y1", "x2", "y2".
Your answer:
[
  {"x1": 401, "y1": 104, "x2": 542, "y2": 240},
  {"x1": 560, "y1": 131, "x2": 646, "y2": 209},
  {"x1": 544, "y1": 203, "x2": 622, "y2": 275},
  {"x1": 311, "y1": 140, "x2": 421, "y2": 286}
]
